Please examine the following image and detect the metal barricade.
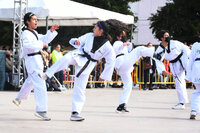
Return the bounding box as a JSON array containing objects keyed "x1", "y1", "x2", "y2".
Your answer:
[
  {"x1": 135, "y1": 59, "x2": 175, "y2": 89},
  {"x1": 62, "y1": 50, "x2": 175, "y2": 89}
]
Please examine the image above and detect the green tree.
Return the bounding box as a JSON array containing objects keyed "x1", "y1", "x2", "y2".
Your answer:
[
  {"x1": 0, "y1": 21, "x2": 13, "y2": 46},
  {"x1": 149, "y1": 0, "x2": 200, "y2": 44}
]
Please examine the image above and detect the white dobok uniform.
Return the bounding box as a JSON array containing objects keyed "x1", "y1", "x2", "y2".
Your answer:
[
  {"x1": 113, "y1": 41, "x2": 155, "y2": 105},
  {"x1": 16, "y1": 30, "x2": 58, "y2": 112},
  {"x1": 45, "y1": 33, "x2": 116, "y2": 114},
  {"x1": 155, "y1": 40, "x2": 190, "y2": 104},
  {"x1": 186, "y1": 42, "x2": 200, "y2": 114}
]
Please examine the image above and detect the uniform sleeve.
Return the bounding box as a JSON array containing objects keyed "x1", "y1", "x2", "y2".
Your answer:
[
  {"x1": 179, "y1": 41, "x2": 190, "y2": 57},
  {"x1": 99, "y1": 43, "x2": 116, "y2": 81},
  {"x1": 37, "y1": 30, "x2": 58, "y2": 45},
  {"x1": 69, "y1": 33, "x2": 91, "y2": 49},
  {"x1": 153, "y1": 46, "x2": 166, "y2": 74},
  {"x1": 113, "y1": 41, "x2": 124, "y2": 54},
  {"x1": 153, "y1": 58, "x2": 166, "y2": 74},
  {"x1": 185, "y1": 43, "x2": 196, "y2": 81}
]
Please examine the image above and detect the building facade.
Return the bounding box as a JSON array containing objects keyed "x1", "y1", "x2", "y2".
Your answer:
[{"x1": 129, "y1": 0, "x2": 173, "y2": 45}]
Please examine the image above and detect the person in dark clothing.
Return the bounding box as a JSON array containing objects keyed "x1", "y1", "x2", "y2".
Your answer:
[{"x1": 143, "y1": 42, "x2": 156, "y2": 90}]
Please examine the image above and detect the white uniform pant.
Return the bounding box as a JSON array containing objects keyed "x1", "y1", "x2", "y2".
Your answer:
[
  {"x1": 119, "y1": 73, "x2": 133, "y2": 104},
  {"x1": 118, "y1": 46, "x2": 154, "y2": 105},
  {"x1": 45, "y1": 53, "x2": 90, "y2": 114},
  {"x1": 16, "y1": 71, "x2": 48, "y2": 112},
  {"x1": 72, "y1": 74, "x2": 90, "y2": 114},
  {"x1": 173, "y1": 70, "x2": 188, "y2": 104},
  {"x1": 191, "y1": 84, "x2": 200, "y2": 114}
]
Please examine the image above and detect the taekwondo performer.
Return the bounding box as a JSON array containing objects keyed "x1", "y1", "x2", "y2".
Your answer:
[
  {"x1": 12, "y1": 12, "x2": 59, "y2": 121},
  {"x1": 154, "y1": 30, "x2": 190, "y2": 110},
  {"x1": 107, "y1": 20, "x2": 155, "y2": 113},
  {"x1": 186, "y1": 41, "x2": 200, "y2": 119},
  {"x1": 42, "y1": 20, "x2": 118, "y2": 121}
]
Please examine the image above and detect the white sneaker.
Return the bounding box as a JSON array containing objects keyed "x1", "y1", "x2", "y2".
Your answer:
[
  {"x1": 59, "y1": 85, "x2": 67, "y2": 91},
  {"x1": 172, "y1": 103, "x2": 185, "y2": 110},
  {"x1": 34, "y1": 112, "x2": 51, "y2": 121},
  {"x1": 12, "y1": 98, "x2": 21, "y2": 106},
  {"x1": 70, "y1": 113, "x2": 85, "y2": 121},
  {"x1": 190, "y1": 111, "x2": 197, "y2": 120}
]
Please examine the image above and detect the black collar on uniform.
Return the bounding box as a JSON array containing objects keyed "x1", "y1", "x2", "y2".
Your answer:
[
  {"x1": 91, "y1": 36, "x2": 108, "y2": 53},
  {"x1": 167, "y1": 41, "x2": 170, "y2": 53},
  {"x1": 160, "y1": 43, "x2": 165, "y2": 50}
]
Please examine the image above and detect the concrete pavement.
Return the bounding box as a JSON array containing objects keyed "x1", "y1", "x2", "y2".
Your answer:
[{"x1": 0, "y1": 88, "x2": 199, "y2": 133}]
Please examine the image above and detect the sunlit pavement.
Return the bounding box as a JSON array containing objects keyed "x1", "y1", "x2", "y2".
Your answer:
[{"x1": 0, "y1": 88, "x2": 199, "y2": 133}]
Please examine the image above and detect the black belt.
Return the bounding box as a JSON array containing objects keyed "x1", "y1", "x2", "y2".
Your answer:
[
  {"x1": 195, "y1": 58, "x2": 200, "y2": 61},
  {"x1": 116, "y1": 53, "x2": 124, "y2": 58},
  {"x1": 27, "y1": 51, "x2": 47, "y2": 71},
  {"x1": 76, "y1": 49, "x2": 98, "y2": 77},
  {"x1": 170, "y1": 52, "x2": 183, "y2": 63},
  {"x1": 27, "y1": 51, "x2": 41, "y2": 56}
]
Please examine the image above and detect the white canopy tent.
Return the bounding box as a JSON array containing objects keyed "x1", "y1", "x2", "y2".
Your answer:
[{"x1": 0, "y1": 0, "x2": 134, "y2": 26}]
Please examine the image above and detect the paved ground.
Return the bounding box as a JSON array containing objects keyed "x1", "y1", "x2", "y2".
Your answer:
[{"x1": 0, "y1": 88, "x2": 199, "y2": 133}]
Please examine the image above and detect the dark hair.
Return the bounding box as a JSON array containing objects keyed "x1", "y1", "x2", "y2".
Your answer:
[
  {"x1": 97, "y1": 21, "x2": 109, "y2": 36},
  {"x1": 96, "y1": 21, "x2": 112, "y2": 41},
  {"x1": 105, "y1": 19, "x2": 130, "y2": 44},
  {"x1": 24, "y1": 12, "x2": 35, "y2": 27},
  {"x1": 147, "y1": 42, "x2": 152, "y2": 46},
  {"x1": 156, "y1": 30, "x2": 169, "y2": 41}
]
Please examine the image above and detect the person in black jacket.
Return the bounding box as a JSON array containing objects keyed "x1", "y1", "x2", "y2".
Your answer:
[{"x1": 143, "y1": 43, "x2": 156, "y2": 90}]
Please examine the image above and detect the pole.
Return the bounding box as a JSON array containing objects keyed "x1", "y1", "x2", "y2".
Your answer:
[{"x1": 46, "y1": 16, "x2": 48, "y2": 32}]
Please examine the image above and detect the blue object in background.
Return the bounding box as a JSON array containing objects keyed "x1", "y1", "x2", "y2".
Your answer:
[{"x1": 0, "y1": 50, "x2": 5, "y2": 91}]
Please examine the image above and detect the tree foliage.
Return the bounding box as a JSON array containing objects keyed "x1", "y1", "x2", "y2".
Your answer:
[
  {"x1": 0, "y1": 21, "x2": 13, "y2": 46},
  {"x1": 149, "y1": 0, "x2": 200, "y2": 44}
]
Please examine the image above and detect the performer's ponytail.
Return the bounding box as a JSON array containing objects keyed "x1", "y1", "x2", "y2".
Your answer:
[{"x1": 105, "y1": 19, "x2": 130, "y2": 44}]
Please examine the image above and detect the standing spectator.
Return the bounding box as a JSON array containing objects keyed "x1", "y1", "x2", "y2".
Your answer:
[
  {"x1": 2, "y1": 46, "x2": 13, "y2": 84},
  {"x1": 41, "y1": 47, "x2": 51, "y2": 70},
  {"x1": 143, "y1": 42, "x2": 156, "y2": 90},
  {"x1": 5, "y1": 50, "x2": 12, "y2": 83},
  {"x1": 51, "y1": 44, "x2": 65, "y2": 90},
  {"x1": 2, "y1": 46, "x2": 15, "y2": 90},
  {"x1": 41, "y1": 47, "x2": 52, "y2": 91}
]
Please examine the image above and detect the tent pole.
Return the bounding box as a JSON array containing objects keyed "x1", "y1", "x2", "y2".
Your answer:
[
  {"x1": 130, "y1": 23, "x2": 135, "y2": 49},
  {"x1": 46, "y1": 16, "x2": 48, "y2": 32},
  {"x1": 130, "y1": 24, "x2": 133, "y2": 42}
]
